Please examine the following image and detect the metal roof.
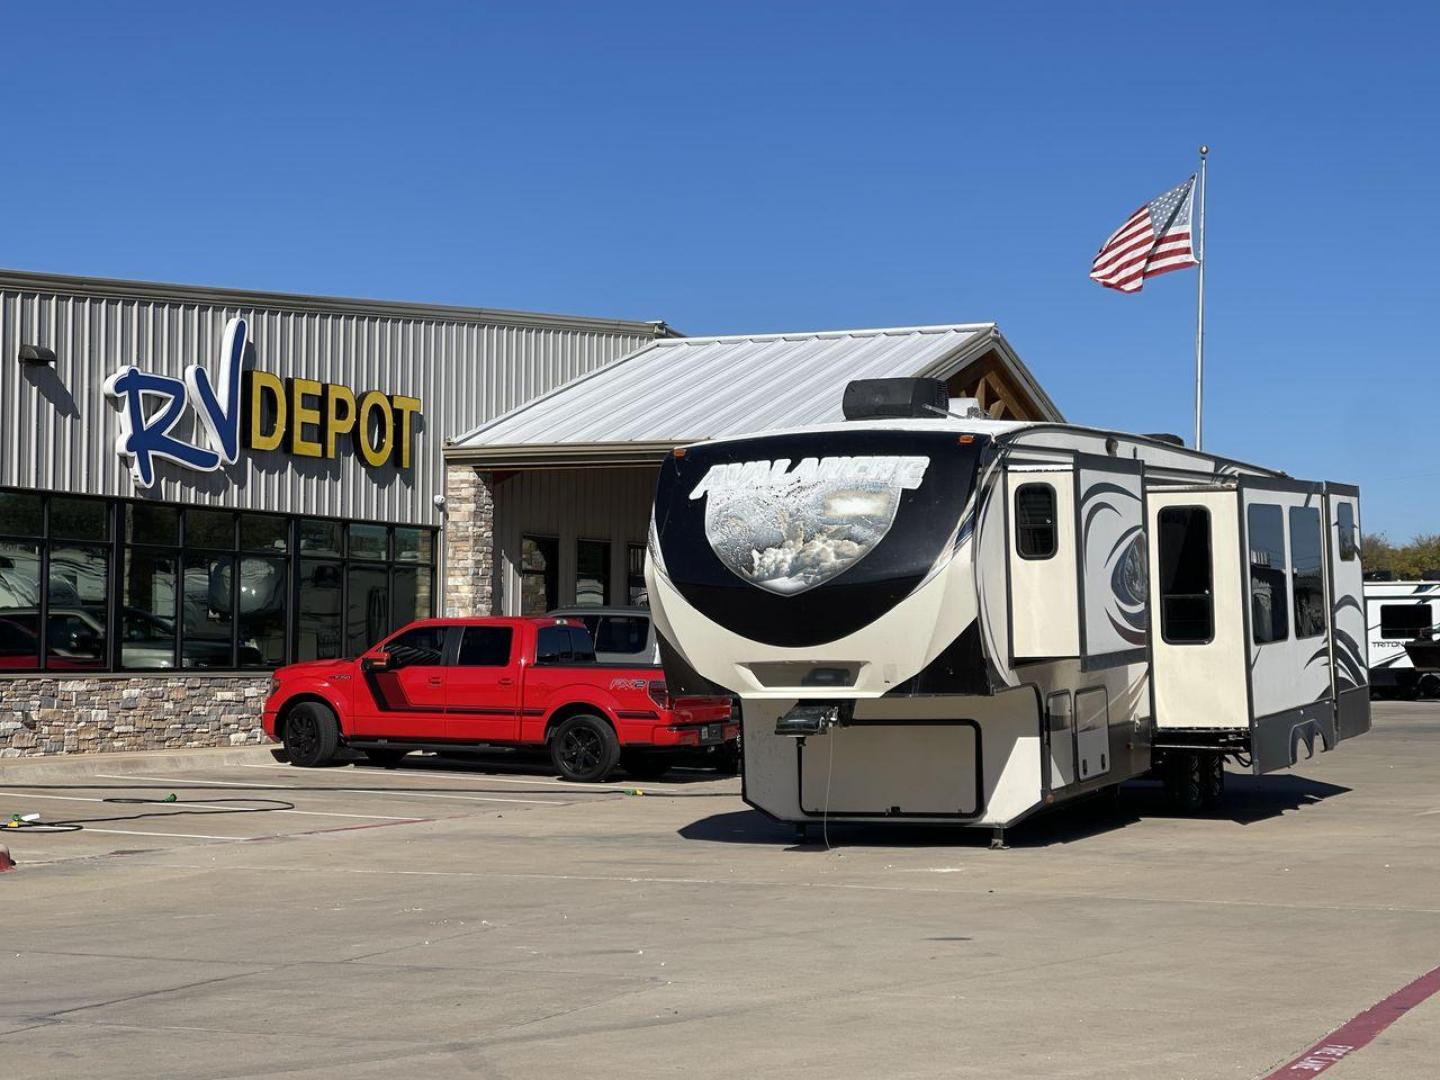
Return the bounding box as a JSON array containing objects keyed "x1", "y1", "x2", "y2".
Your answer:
[{"x1": 447, "y1": 323, "x2": 1061, "y2": 467}]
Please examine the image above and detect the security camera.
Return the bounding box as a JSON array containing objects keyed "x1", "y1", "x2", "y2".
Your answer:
[{"x1": 433, "y1": 495, "x2": 447, "y2": 510}]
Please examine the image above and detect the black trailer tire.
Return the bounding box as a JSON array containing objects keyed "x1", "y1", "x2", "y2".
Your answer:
[
  {"x1": 1200, "y1": 754, "x2": 1226, "y2": 810},
  {"x1": 1163, "y1": 751, "x2": 1205, "y2": 814},
  {"x1": 364, "y1": 748, "x2": 408, "y2": 768},
  {"x1": 621, "y1": 751, "x2": 674, "y2": 781},
  {"x1": 284, "y1": 702, "x2": 340, "y2": 768},
  {"x1": 550, "y1": 714, "x2": 621, "y2": 782}
]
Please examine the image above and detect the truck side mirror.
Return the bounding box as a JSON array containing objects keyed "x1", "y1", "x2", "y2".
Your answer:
[{"x1": 361, "y1": 650, "x2": 392, "y2": 672}]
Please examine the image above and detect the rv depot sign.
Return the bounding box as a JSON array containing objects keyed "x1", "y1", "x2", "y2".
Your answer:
[{"x1": 104, "y1": 317, "x2": 421, "y2": 488}]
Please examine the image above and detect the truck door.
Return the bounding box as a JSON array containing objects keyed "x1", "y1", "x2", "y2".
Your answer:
[
  {"x1": 447, "y1": 624, "x2": 522, "y2": 743},
  {"x1": 1325, "y1": 486, "x2": 1371, "y2": 743},
  {"x1": 353, "y1": 624, "x2": 449, "y2": 738}
]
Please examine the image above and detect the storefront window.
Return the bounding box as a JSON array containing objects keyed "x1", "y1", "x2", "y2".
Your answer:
[
  {"x1": 627, "y1": 544, "x2": 647, "y2": 607},
  {"x1": 0, "y1": 489, "x2": 435, "y2": 672},
  {"x1": 521, "y1": 536, "x2": 559, "y2": 615},
  {"x1": 576, "y1": 540, "x2": 610, "y2": 606}
]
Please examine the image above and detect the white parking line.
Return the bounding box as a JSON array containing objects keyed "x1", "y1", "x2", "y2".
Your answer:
[
  {"x1": 95, "y1": 774, "x2": 560, "y2": 806},
  {"x1": 241, "y1": 761, "x2": 638, "y2": 792},
  {"x1": 67, "y1": 828, "x2": 259, "y2": 840},
  {"x1": 0, "y1": 791, "x2": 421, "y2": 821}
]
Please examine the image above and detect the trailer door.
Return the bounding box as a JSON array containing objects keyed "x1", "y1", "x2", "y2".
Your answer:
[
  {"x1": 1148, "y1": 489, "x2": 1248, "y2": 731},
  {"x1": 1325, "y1": 486, "x2": 1371, "y2": 743}
]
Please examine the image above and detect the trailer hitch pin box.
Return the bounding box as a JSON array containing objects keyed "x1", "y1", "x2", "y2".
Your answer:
[{"x1": 774, "y1": 701, "x2": 851, "y2": 737}]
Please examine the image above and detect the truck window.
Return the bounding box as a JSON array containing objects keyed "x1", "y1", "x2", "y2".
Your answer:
[
  {"x1": 1157, "y1": 506, "x2": 1213, "y2": 644},
  {"x1": 1289, "y1": 506, "x2": 1327, "y2": 640},
  {"x1": 384, "y1": 626, "x2": 445, "y2": 668},
  {"x1": 1248, "y1": 504, "x2": 1289, "y2": 644},
  {"x1": 1015, "y1": 484, "x2": 1057, "y2": 560},
  {"x1": 568, "y1": 626, "x2": 597, "y2": 663},
  {"x1": 457, "y1": 626, "x2": 513, "y2": 667},
  {"x1": 535, "y1": 625, "x2": 573, "y2": 665},
  {"x1": 1380, "y1": 603, "x2": 1433, "y2": 639},
  {"x1": 586, "y1": 615, "x2": 649, "y2": 655}
]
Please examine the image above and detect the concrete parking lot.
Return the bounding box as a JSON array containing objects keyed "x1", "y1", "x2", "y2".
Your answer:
[{"x1": 2, "y1": 702, "x2": 1438, "y2": 1079}]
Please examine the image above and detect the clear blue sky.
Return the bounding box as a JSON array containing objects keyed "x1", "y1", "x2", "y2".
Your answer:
[{"x1": 5, "y1": 2, "x2": 1437, "y2": 538}]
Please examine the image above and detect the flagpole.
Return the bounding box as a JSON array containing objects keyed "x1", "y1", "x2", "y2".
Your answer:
[{"x1": 1194, "y1": 145, "x2": 1208, "y2": 451}]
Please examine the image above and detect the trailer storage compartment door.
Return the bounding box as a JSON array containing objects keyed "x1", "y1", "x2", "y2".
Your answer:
[{"x1": 798, "y1": 722, "x2": 980, "y2": 818}]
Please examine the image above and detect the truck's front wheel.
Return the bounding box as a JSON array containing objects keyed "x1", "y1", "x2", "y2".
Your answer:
[
  {"x1": 284, "y1": 702, "x2": 340, "y2": 768},
  {"x1": 550, "y1": 715, "x2": 621, "y2": 782}
]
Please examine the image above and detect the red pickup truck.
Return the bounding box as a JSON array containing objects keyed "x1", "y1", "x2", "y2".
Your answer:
[{"x1": 262, "y1": 616, "x2": 737, "y2": 782}]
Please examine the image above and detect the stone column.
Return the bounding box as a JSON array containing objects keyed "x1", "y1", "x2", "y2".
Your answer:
[{"x1": 444, "y1": 464, "x2": 497, "y2": 616}]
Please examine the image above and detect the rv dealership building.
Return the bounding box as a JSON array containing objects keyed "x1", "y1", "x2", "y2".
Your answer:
[{"x1": 0, "y1": 268, "x2": 1057, "y2": 756}]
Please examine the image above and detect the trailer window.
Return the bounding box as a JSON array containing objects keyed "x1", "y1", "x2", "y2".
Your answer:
[
  {"x1": 1157, "y1": 506, "x2": 1213, "y2": 643},
  {"x1": 1337, "y1": 503, "x2": 1358, "y2": 562},
  {"x1": 1015, "y1": 484, "x2": 1057, "y2": 560},
  {"x1": 1289, "y1": 507, "x2": 1327, "y2": 639},
  {"x1": 1380, "y1": 603, "x2": 1433, "y2": 639},
  {"x1": 1248, "y1": 504, "x2": 1289, "y2": 643}
]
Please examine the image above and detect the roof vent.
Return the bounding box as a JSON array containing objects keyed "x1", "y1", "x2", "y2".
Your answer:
[
  {"x1": 1143, "y1": 432, "x2": 1186, "y2": 447},
  {"x1": 842, "y1": 378, "x2": 949, "y2": 421}
]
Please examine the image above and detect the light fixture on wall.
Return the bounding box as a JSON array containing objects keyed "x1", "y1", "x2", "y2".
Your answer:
[{"x1": 18, "y1": 344, "x2": 57, "y2": 365}]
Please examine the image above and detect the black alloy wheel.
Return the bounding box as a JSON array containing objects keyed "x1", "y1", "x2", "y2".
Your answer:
[
  {"x1": 550, "y1": 715, "x2": 621, "y2": 782},
  {"x1": 284, "y1": 702, "x2": 340, "y2": 768}
]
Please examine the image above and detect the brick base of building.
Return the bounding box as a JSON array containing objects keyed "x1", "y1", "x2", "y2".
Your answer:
[
  {"x1": 0, "y1": 676, "x2": 271, "y2": 758},
  {"x1": 445, "y1": 464, "x2": 497, "y2": 616}
]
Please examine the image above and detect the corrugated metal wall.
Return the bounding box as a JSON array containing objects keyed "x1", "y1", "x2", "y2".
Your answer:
[
  {"x1": 0, "y1": 273, "x2": 658, "y2": 526},
  {"x1": 492, "y1": 467, "x2": 660, "y2": 613}
]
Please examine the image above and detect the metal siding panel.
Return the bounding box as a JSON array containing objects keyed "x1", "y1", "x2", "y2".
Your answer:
[{"x1": 0, "y1": 282, "x2": 653, "y2": 525}]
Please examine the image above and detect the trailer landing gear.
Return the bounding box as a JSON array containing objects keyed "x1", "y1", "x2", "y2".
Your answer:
[{"x1": 989, "y1": 828, "x2": 1008, "y2": 851}]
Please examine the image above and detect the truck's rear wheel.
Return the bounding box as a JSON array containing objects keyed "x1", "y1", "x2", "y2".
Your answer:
[
  {"x1": 284, "y1": 702, "x2": 340, "y2": 768},
  {"x1": 550, "y1": 715, "x2": 621, "y2": 782}
]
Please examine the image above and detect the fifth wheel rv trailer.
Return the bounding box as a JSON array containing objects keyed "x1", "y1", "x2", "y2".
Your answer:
[
  {"x1": 645, "y1": 378, "x2": 1371, "y2": 843},
  {"x1": 1362, "y1": 578, "x2": 1440, "y2": 697}
]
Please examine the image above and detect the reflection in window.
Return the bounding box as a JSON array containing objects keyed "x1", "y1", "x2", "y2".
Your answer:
[
  {"x1": 1381, "y1": 604, "x2": 1432, "y2": 640},
  {"x1": 1290, "y1": 507, "x2": 1326, "y2": 639},
  {"x1": 349, "y1": 523, "x2": 388, "y2": 561},
  {"x1": 126, "y1": 504, "x2": 179, "y2": 545},
  {"x1": 582, "y1": 614, "x2": 649, "y2": 655},
  {"x1": 187, "y1": 510, "x2": 235, "y2": 549},
  {"x1": 50, "y1": 497, "x2": 109, "y2": 541},
  {"x1": 47, "y1": 544, "x2": 110, "y2": 669},
  {"x1": 299, "y1": 520, "x2": 343, "y2": 556},
  {"x1": 576, "y1": 539, "x2": 610, "y2": 606},
  {"x1": 347, "y1": 565, "x2": 389, "y2": 656},
  {"x1": 240, "y1": 514, "x2": 288, "y2": 552},
  {"x1": 298, "y1": 559, "x2": 343, "y2": 660},
  {"x1": 122, "y1": 548, "x2": 178, "y2": 669},
  {"x1": 384, "y1": 625, "x2": 445, "y2": 668},
  {"x1": 394, "y1": 528, "x2": 433, "y2": 564},
  {"x1": 238, "y1": 556, "x2": 287, "y2": 666},
  {"x1": 1015, "y1": 484, "x2": 1057, "y2": 559},
  {"x1": 392, "y1": 566, "x2": 433, "y2": 628},
  {"x1": 628, "y1": 544, "x2": 647, "y2": 606},
  {"x1": 521, "y1": 536, "x2": 559, "y2": 616},
  {"x1": 0, "y1": 492, "x2": 44, "y2": 537},
  {"x1": 1248, "y1": 504, "x2": 1289, "y2": 644},
  {"x1": 0, "y1": 541, "x2": 42, "y2": 669},
  {"x1": 183, "y1": 552, "x2": 234, "y2": 668},
  {"x1": 1157, "y1": 506, "x2": 1213, "y2": 644},
  {"x1": 1337, "y1": 503, "x2": 1358, "y2": 562}
]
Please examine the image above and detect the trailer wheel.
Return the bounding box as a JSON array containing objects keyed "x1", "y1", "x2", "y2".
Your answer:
[
  {"x1": 1162, "y1": 751, "x2": 1205, "y2": 814},
  {"x1": 284, "y1": 702, "x2": 340, "y2": 768},
  {"x1": 550, "y1": 714, "x2": 621, "y2": 782},
  {"x1": 1200, "y1": 754, "x2": 1225, "y2": 810}
]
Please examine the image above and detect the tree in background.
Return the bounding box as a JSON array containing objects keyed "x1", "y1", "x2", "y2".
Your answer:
[{"x1": 1362, "y1": 533, "x2": 1440, "y2": 579}]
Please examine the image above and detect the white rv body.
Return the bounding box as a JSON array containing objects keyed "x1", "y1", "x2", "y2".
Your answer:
[
  {"x1": 1363, "y1": 580, "x2": 1440, "y2": 695},
  {"x1": 646, "y1": 411, "x2": 1370, "y2": 835}
]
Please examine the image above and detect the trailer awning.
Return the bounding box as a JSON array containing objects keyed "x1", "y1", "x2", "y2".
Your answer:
[{"x1": 445, "y1": 322, "x2": 1060, "y2": 468}]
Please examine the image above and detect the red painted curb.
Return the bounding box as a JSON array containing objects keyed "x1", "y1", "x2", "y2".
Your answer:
[{"x1": 1263, "y1": 963, "x2": 1440, "y2": 1077}]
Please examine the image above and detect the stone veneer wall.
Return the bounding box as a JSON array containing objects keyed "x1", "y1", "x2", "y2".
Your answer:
[
  {"x1": 444, "y1": 464, "x2": 497, "y2": 617},
  {"x1": 0, "y1": 676, "x2": 270, "y2": 758}
]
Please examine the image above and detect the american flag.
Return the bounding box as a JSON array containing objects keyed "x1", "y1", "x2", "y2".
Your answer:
[{"x1": 1090, "y1": 176, "x2": 1199, "y2": 293}]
